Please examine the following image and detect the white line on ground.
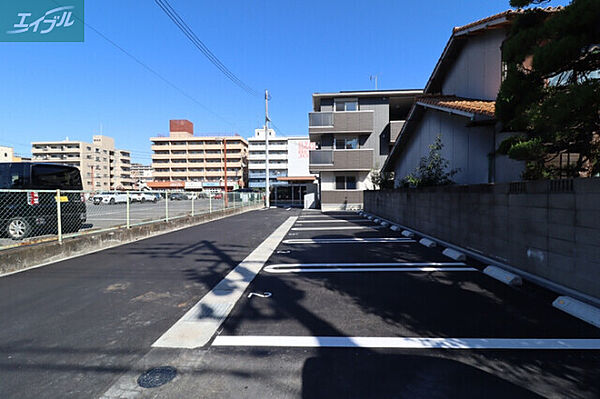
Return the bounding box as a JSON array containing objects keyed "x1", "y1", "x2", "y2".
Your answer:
[
  {"x1": 212, "y1": 336, "x2": 600, "y2": 349},
  {"x1": 264, "y1": 266, "x2": 477, "y2": 273},
  {"x1": 151, "y1": 216, "x2": 297, "y2": 349},
  {"x1": 295, "y1": 219, "x2": 371, "y2": 224},
  {"x1": 291, "y1": 226, "x2": 385, "y2": 231},
  {"x1": 282, "y1": 238, "x2": 415, "y2": 244},
  {"x1": 264, "y1": 262, "x2": 474, "y2": 274}
]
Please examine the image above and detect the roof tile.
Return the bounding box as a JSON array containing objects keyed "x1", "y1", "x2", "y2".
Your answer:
[{"x1": 417, "y1": 95, "x2": 496, "y2": 117}]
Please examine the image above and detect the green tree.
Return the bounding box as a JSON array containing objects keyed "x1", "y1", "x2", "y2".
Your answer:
[
  {"x1": 370, "y1": 168, "x2": 395, "y2": 189},
  {"x1": 402, "y1": 134, "x2": 459, "y2": 187},
  {"x1": 496, "y1": 0, "x2": 600, "y2": 179}
]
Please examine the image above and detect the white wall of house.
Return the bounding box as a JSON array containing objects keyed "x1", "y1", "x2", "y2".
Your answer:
[
  {"x1": 320, "y1": 171, "x2": 370, "y2": 191},
  {"x1": 441, "y1": 29, "x2": 505, "y2": 100},
  {"x1": 392, "y1": 111, "x2": 492, "y2": 186}
]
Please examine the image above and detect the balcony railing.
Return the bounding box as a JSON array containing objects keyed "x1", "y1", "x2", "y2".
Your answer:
[
  {"x1": 309, "y1": 112, "x2": 334, "y2": 127},
  {"x1": 309, "y1": 150, "x2": 333, "y2": 165},
  {"x1": 309, "y1": 110, "x2": 374, "y2": 134},
  {"x1": 309, "y1": 149, "x2": 373, "y2": 172}
]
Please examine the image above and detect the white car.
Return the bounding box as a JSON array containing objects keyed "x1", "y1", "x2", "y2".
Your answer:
[
  {"x1": 92, "y1": 192, "x2": 129, "y2": 205},
  {"x1": 131, "y1": 192, "x2": 158, "y2": 203}
]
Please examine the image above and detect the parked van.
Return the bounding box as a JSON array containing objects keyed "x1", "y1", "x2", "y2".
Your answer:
[{"x1": 0, "y1": 162, "x2": 87, "y2": 240}]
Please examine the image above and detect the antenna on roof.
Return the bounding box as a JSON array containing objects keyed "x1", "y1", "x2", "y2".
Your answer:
[{"x1": 370, "y1": 74, "x2": 379, "y2": 90}]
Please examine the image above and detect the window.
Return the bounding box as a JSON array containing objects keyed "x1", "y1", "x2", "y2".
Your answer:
[
  {"x1": 335, "y1": 175, "x2": 357, "y2": 190},
  {"x1": 334, "y1": 137, "x2": 358, "y2": 149},
  {"x1": 335, "y1": 99, "x2": 358, "y2": 111}
]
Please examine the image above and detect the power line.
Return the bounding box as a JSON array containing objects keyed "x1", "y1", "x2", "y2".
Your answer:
[
  {"x1": 48, "y1": 0, "x2": 238, "y2": 130},
  {"x1": 155, "y1": 0, "x2": 261, "y2": 98}
]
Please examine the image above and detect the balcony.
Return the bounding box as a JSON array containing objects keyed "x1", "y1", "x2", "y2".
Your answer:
[
  {"x1": 309, "y1": 149, "x2": 373, "y2": 173},
  {"x1": 308, "y1": 110, "x2": 373, "y2": 135}
]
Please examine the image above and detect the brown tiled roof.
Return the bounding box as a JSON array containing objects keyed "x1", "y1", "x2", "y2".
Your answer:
[
  {"x1": 416, "y1": 95, "x2": 496, "y2": 117},
  {"x1": 453, "y1": 7, "x2": 563, "y2": 34}
]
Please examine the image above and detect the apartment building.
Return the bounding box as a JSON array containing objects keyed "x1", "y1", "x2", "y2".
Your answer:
[
  {"x1": 0, "y1": 146, "x2": 15, "y2": 162},
  {"x1": 130, "y1": 163, "x2": 154, "y2": 189},
  {"x1": 248, "y1": 127, "x2": 317, "y2": 206},
  {"x1": 247, "y1": 127, "x2": 290, "y2": 188},
  {"x1": 149, "y1": 120, "x2": 248, "y2": 191},
  {"x1": 308, "y1": 89, "x2": 422, "y2": 210},
  {"x1": 31, "y1": 135, "x2": 133, "y2": 191}
]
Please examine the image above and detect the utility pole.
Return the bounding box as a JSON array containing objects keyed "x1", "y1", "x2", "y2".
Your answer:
[{"x1": 264, "y1": 89, "x2": 270, "y2": 208}]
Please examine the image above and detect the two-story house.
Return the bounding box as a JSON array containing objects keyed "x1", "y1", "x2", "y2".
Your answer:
[
  {"x1": 381, "y1": 9, "x2": 560, "y2": 185},
  {"x1": 308, "y1": 89, "x2": 422, "y2": 211}
]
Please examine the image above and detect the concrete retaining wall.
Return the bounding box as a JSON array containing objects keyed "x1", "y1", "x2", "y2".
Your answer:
[
  {"x1": 0, "y1": 204, "x2": 262, "y2": 276},
  {"x1": 364, "y1": 179, "x2": 600, "y2": 299}
]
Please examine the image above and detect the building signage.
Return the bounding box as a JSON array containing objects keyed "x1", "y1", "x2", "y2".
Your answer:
[{"x1": 1, "y1": 0, "x2": 84, "y2": 42}]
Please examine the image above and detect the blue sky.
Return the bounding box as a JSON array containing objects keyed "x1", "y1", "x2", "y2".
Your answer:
[{"x1": 0, "y1": 0, "x2": 569, "y2": 163}]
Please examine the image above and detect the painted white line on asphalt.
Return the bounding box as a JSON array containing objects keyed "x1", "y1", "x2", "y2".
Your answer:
[
  {"x1": 291, "y1": 226, "x2": 385, "y2": 231},
  {"x1": 152, "y1": 216, "x2": 297, "y2": 349},
  {"x1": 212, "y1": 336, "x2": 600, "y2": 349},
  {"x1": 264, "y1": 262, "x2": 473, "y2": 274},
  {"x1": 295, "y1": 219, "x2": 371, "y2": 224},
  {"x1": 264, "y1": 266, "x2": 476, "y2": 273},
  {"x1": 282, "y1": 237, "x2": 415, "y2": 244}
]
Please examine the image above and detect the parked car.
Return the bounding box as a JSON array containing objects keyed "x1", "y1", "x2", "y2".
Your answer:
[
  {"x1": 168, "y1": 192, "x2": 188, "y2": 201},
  {"x1": 0, "y1": 162, "x2": 87, "y2": 240},
  {"x1": 131, "y1": 192, "x2": 158, "y2": 203},
  {"x1": 213, "y1": 193, "x2": 223, "y2": 200},
  {"x1": 92, "y1": 192, "x2": 129, "y2": 205}
]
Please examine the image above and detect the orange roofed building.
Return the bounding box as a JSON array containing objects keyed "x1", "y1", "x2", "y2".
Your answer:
[{"x1": 382, "y1": 8, "x2": 562, "y2": 185}]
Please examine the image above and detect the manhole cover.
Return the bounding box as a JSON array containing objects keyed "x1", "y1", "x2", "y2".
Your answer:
[{"x1": 137, "y1": 366, "x2": 177, "y2": 388}]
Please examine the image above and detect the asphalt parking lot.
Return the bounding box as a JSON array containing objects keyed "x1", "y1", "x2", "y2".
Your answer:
[
  {"x1": 175, "y1": 210, "x2": 600, "y2": 399},
  {"x1": 2, "y1": 209, "x2": 599, "y2": 398}
]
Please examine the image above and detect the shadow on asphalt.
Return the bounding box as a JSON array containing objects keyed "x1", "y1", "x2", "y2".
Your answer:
[
  {"x1": 222, "y1": 220, "x2": 600, "y2": 398},
  {"x1": 301, "y1": 351, "x2": 545, "y2": 399}
]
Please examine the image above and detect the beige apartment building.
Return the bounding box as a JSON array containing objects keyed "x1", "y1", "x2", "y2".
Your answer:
[
  {"x1": 31, "y1": 135, "x2": 133, "y2": 191},
  {"x1": 149, "y1": 120, "x2": 248, "y2": 191}
]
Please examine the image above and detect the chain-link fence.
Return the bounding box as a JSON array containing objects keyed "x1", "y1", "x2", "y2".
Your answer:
[{"x1": 0, "y1": 189, "x2": 263, "y2": 250}]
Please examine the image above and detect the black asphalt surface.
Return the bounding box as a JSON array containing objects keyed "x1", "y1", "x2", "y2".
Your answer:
[
  {"x1": 0, "y1": 208, "x2": 299, "y2": 399},
  {"x1": 213, "y1": 210, "x2": 600, "y2": 398},
  {"x1": 2, "y1": 209, "x2": 599, "y2": 398}
]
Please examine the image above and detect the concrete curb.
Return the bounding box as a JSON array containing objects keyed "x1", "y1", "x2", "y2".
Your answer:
[
  {"x1": 364, "y1": 211, "x2": 600, "y2": 308},
  {"x1": 0, "y1": 204, "x2": 263, "y2": 277}
]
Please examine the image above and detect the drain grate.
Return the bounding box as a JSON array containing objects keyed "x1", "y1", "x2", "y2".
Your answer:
[{"x1": 137, "y1": 366, "x2": 177, "y2": 388}]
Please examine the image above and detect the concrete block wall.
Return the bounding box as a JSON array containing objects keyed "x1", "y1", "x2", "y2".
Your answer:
[{"x1": 364, "y1": 179, "x2": 600, "y2": 299}]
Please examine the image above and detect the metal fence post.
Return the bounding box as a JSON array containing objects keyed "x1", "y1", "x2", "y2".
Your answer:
[
  {"x1": 209, "y1": 194, "x2": 212, "y2": 213},
  {"x1": 233, "y1": 193, "x2": 236, "y2": 209},
  {"x1": 56, "y1": 189, "x2": 62, "y2": 244},
  {"x1": 191, "y1": 194, "x2": 195, "y2": 217},
  {"x1": 126, "y1": 191, "x2": 130, "y2": 228},
  {"x1": 165, "y1": 191, "x2": 169, "y2": 222}
]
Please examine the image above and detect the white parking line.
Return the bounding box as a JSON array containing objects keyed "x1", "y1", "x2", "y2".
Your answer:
[
  {"x1": 292, "y1": 226, "x2": 385, "y2": 231},
  {"x1": 264, "y1": 262, "x2": 474, "y2": 274},
  {"x1": 295, "y1": 220, "x2": 372, "y2": 224},
  {"x1": 152, "y1": 216, "x2": 297, "y2": 349},
  {"x1": 283, "y1": 238, "x2": 415, "y2": 244},
  {"x1": 212, "y1": 336, "x2": 600, "y2": 349}
]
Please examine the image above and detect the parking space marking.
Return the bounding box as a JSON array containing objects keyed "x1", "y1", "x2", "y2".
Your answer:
[
  {"x1": 283, "y1": 238, "x2": 415, "y2": 244},
  {"x1": 152, "y1": 216, "x2": 297, "y2": 349},
  {"x1": 264, "y1": 262, "x2": 474, "y2": 273},
  {"x1": 295, "y1": 220, "x2": 372, "y2": 224},
  {"x1": 291, "y1": 226, "x2": 385, "y2": 231},
  {"x1": 213, "y1": 336, "x2": 600, "y2": 349}
]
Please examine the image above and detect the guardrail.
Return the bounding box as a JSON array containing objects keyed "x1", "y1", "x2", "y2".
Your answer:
[{"x1": 0, "y1": 189, "x2": 263, "y2": 251}]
